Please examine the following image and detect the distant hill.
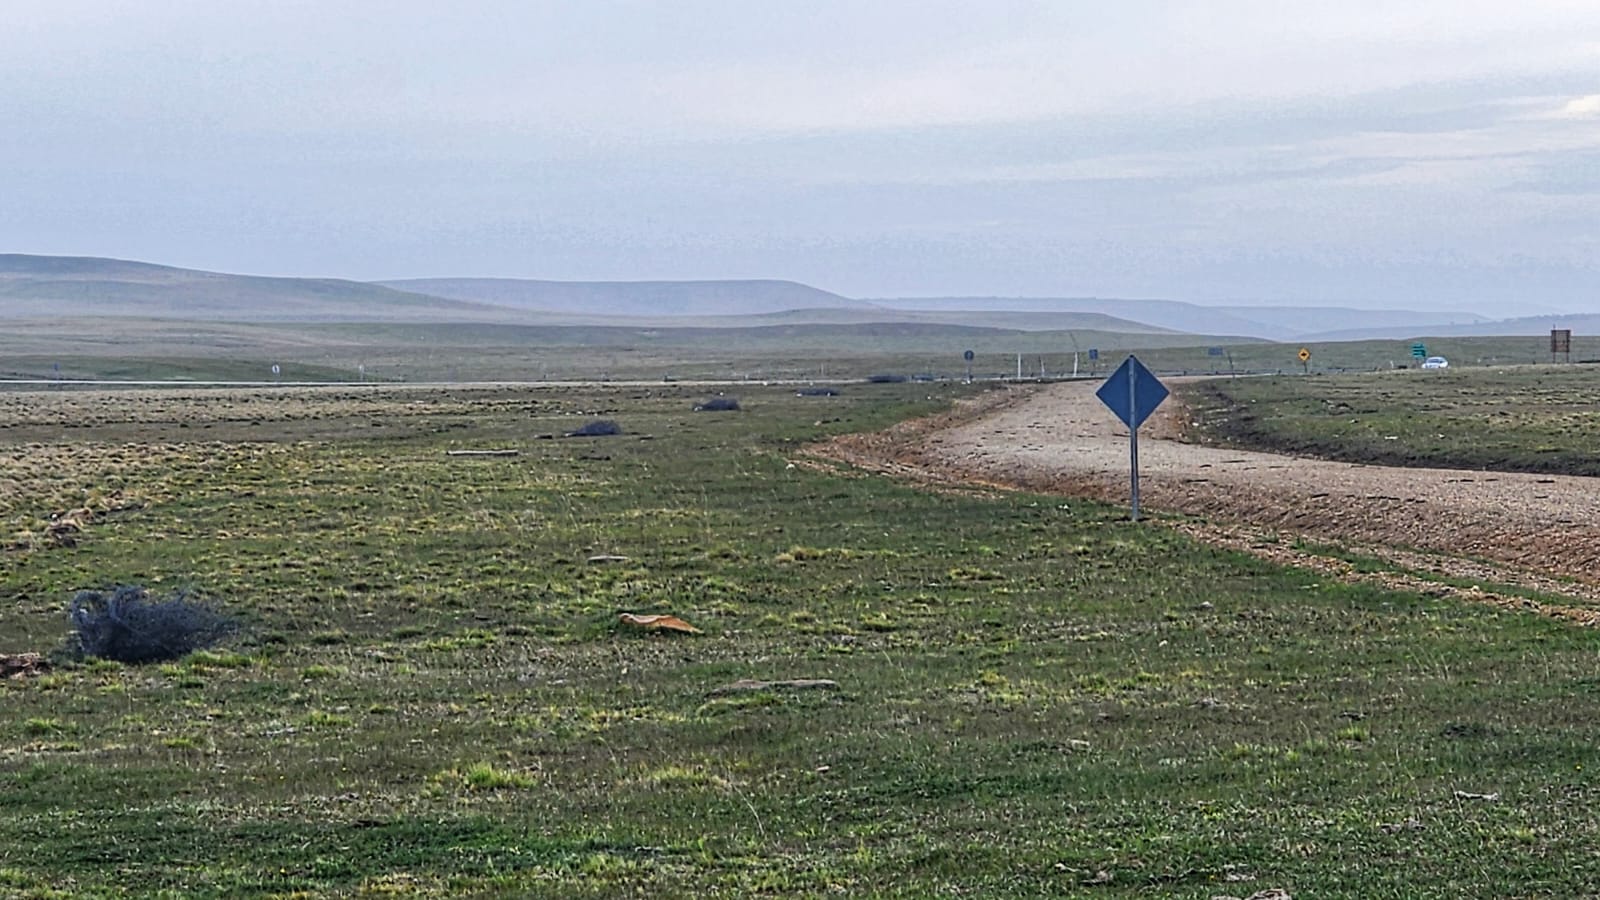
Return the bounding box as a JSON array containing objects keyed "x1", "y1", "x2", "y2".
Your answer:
[
  {"x1": 594, "y1": 306, "x2": 1187, "y2": 334},
  {"x1": 376, "y1": 277, "x2": 866, "y2": 317},
  {"x1": 870, "y1": 297, "x2": 1272, "y2": 336},
  {"x1": 1212, "y1": 306, "x2": 1489, "y2": 340},
  {"x1": 0, "y1": 254, "x2": 516, "y2": 322},
  {"x1": 1307, "y1": 313, "x2": 1600, "y2": 341},
  {"x1": 0, "y1": 256, "x2": 1215, "y2": 336},
  {"x1": 0, "y1": 254, "x2": 1547, "y2": 345},
  {"x1": 870, "y1": 297, "x2": 1489, "y2": 341}
]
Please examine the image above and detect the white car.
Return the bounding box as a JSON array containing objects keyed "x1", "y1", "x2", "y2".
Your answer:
[{"x1": 1421, "y1": 356, "x2": 1449, "y2": 369}]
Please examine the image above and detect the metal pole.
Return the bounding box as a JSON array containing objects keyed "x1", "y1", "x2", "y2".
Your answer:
[{"x1": 1128, "y1": 366, "x2": 1140, "y2": 521}]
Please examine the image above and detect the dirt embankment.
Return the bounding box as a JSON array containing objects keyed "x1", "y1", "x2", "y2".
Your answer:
[{"x1": 811, "y1": 380, "x2": 1600, "y2": 612}]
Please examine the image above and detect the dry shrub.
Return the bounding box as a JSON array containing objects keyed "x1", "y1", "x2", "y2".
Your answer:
[{"x1": 67, "y1": 585, "x2": 237, "y2": 664}]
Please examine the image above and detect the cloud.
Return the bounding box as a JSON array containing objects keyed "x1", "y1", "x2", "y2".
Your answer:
[
  {"x1": 4, "y1": 1, "x2": 1600, "y2": 308},
  {"x1": 622, "y1": 2, "x2": 1600, "y2": 137},
  {"x1": 1545, "y1": 94, "x2": 1600, "y2": 119}
]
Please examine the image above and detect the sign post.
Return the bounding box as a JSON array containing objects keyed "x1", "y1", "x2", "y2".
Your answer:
[
  {"x1": 1552, "y1": 329, "x2": 1572, "y2": 363},
  {"x1": 1297, "y1": 347, "x2": 1311, "y2": 374},
  {"x1": 963, "y1": 349, "x2": 974, "y2": 383},
  {"x1": 1096, "y1": 355, "x2": 1169, "y2": 522},
  {"x1": 1410, "y1": 342, "x2": 1427, "y2": 365}
]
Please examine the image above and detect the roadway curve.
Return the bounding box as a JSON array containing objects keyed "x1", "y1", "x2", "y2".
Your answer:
[{"x1": 814, "y1": 380, "x2": 1600, "y2": 616}]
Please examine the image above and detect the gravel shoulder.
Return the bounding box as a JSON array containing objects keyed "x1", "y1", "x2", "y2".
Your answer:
[{"x1": 814, "y1": 380, "x2": 1600, "y2": 611}]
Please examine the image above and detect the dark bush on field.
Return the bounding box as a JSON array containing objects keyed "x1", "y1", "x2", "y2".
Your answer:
[
  {"x1": 564, "y1": 419, "x2": 622, "y2": 437},
  {"x1": 867, "y1": 374, "x2": 907, "y2": 383},
  {"x1": 67, "y1": 585, "x2": 237, "y2": 664},
  {"x1": 694, "y1": 396, "x2": 740, "y2": 412},
  {"x1": 797, "y1": 387, "x2": 840, "y2": 397}
]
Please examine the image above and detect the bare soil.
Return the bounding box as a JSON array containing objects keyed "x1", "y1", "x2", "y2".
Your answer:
[{"x1": 812, "y1": 380, "x2": 1600, "y2": 615}]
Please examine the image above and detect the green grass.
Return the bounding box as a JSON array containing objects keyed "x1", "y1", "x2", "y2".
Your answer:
[
  {"x1": 3, "y1": 314, "x2": 1588, "y2": 384},
  {"x1": 1, "y1": 380, "x2": 1598, "y2": 896},
  {"x1": 0, "y1": 354, "x2": 359, "y2": 383},
  {"x1": 1182, "y1": 364, "x2": 1600, "y2": 476}
]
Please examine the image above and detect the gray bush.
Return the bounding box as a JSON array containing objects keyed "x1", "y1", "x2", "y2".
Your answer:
[
  {"x1": 694, "y1": 396, "x2": 740, "y2": 412},
  {"x1": 867, "y1": 374, "x2": 908, "y2": 383},
  {"x1": 796, "y1": 387, "x2": 840, "y2": 397},
  {"x1": 67, "y1": 585, "x2": 237, "y2": 664},
  {"x1": 564, "y1": 419, "x2": 622, "y2": 437}
]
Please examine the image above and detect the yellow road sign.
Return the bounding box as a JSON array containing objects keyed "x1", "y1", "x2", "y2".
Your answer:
[{"x1": 1297, "y1": 347, "x2": 1311, "y2": 363}]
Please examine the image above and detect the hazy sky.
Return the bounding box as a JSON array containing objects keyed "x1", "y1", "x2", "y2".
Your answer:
[{"x1": 5, "y1": 2, "x2": 1598, "y2": 313}]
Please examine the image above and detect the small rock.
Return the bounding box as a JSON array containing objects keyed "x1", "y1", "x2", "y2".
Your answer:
[
  {"x1": 710, "y1": 678, "x2": 840, "y2": 695},
  {"x1": 0, "y1": 653, "x2": 49, "y2": 678},
  {"x1": 618, "y1": 613, "x2": 700, "y2": 635},
  {"x1": 1379, "y1": 818, "x2": 1424, "y2": 834}
]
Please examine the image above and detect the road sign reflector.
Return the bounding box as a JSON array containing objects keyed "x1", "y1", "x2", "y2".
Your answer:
[
  {"x1": 1096, "y1": 356, "x2": 1169, "y2": 430},
  {"x1": 1096, "y1": 356, "x2": 1169, "y2": 523}
]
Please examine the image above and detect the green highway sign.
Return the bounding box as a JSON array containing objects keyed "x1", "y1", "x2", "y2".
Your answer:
[{"x1": 1410, "y1": 342, "x2": 1427, "y2": 359}]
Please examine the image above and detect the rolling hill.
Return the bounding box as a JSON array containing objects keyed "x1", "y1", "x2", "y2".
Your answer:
[
  {"x1": 1306, "y1": 312, "x2": 1600, "y2": 341},
  {"x1": 0, "y1": 255, "x2": 517, "y2": 322},
  {"x1": 0, "y1": 254, "x2": 1546, "y2": 346},
  {"x1": 0, "y1": 256, "x2": 1184, "y2": 335},
  {"x1": 376, "y1": 277, "x2": 866, "y2": 317},
  {"x1": 870, "y1": 296, "x2": 1489, "y2": 341}
]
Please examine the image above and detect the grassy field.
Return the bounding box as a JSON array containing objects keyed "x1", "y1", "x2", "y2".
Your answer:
[
  {"x1": 4, "y1": 317, "x2": 1595, "y2": 385},
  {"x1": 1181, "y1": 364, "x2": 1600, "y2": 476},
  {"x1": 2, "y1": 381, "x2": 1599, "y2": 897}
]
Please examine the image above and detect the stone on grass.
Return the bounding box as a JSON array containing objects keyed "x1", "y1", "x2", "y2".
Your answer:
[
  {"x1": 709, "y1": 678, "x2": 840, "y2": 695},
  {"x1": 564, "y1": 419, "x2": 622, "y2": 438}
]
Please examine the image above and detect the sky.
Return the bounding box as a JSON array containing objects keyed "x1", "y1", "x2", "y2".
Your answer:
[{"x1": 3, "y1": 1, "x2": 1598, "y2": 315}]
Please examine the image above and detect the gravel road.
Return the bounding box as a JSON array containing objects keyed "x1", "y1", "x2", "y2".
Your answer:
[{"x1": 830, "y1": 380, "x2": 1600, "y2": 589}]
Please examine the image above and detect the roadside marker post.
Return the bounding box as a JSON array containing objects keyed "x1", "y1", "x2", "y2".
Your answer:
[
  {"x1": 1297, "y1": 347, "x2": 1311, "y2": 374},
  {"x1": 1096, "y1": 355, "x2": 1169, "y2": 522},
  {"x1": 1552, "y1": 329, "x2": 1572, "y2": 364}
]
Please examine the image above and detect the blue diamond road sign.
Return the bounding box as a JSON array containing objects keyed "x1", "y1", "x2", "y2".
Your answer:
[{"x1": 1096, "y1": 355, "x2": 1169, "y2": 430}]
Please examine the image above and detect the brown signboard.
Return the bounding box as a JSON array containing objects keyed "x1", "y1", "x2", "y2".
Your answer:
[{"x1": 1552, "y1": 329, "x2": 1572, "y2": 354}]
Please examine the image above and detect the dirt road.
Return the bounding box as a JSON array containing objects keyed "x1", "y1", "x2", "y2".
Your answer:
[{"x1": 816, "y1": 380, "x2": 1600, "y2": 616}]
